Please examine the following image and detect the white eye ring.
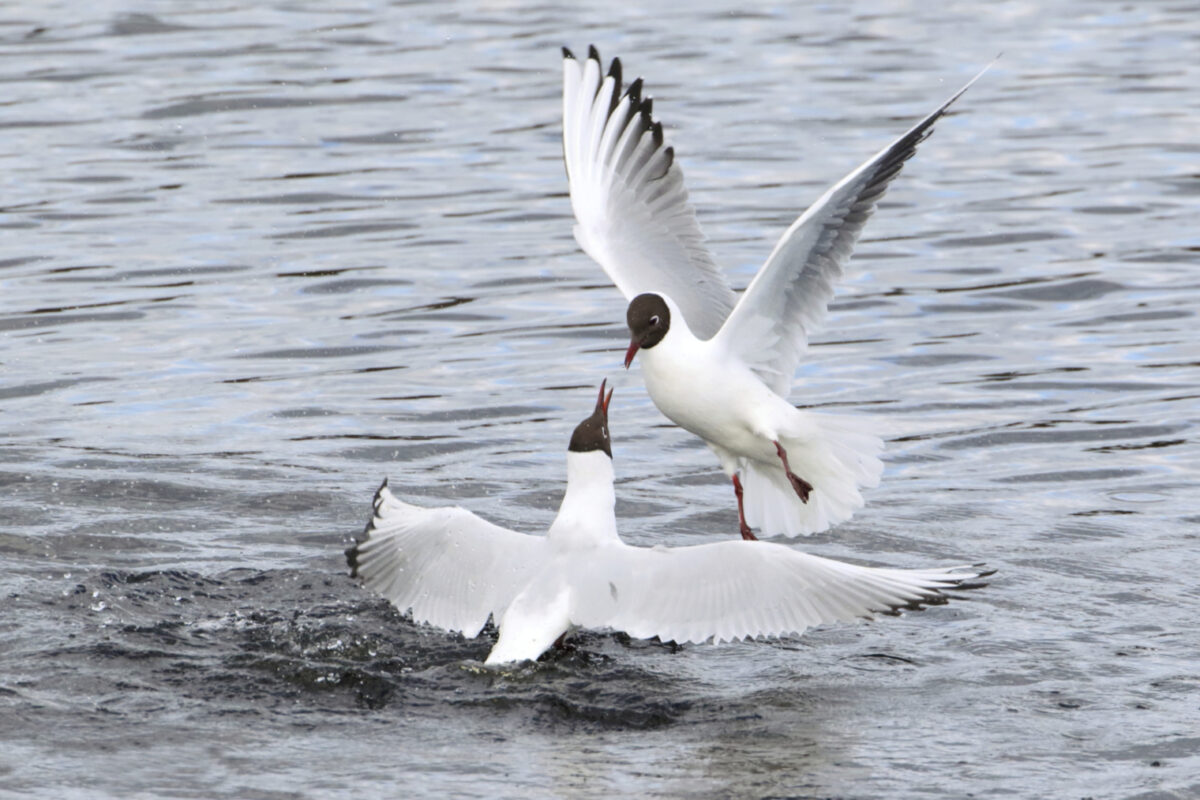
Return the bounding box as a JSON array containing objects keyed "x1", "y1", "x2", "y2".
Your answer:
[{"x1": 649, "y1": 315, "x2": 660, "y2": 326}]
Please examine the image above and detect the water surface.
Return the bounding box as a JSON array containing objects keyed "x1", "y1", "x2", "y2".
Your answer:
[{"x1": 2, "y1": 2, "x2": 1198, "y2": 798}]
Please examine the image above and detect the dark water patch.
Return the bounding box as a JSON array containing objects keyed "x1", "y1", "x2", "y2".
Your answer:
[
  {"x1": 272, "y1": 221, "x2": 418, "y2": 240},
  {"x1": 83, "y1": 195, "x2": 155, "y2": 205},
  {"x1": 235, "y1": 345, "x2": 401, "y2": 360},
  {"x1": 1063, "y1": 309, "x2": 1192, "y2": 327},
  {"x1": 0, "y1": 376, "x2": 113, "y2": 400},
  {"x1": 126, "y1": 43, "x2": 326, "y2": 62},
  {"x1": 338, "y1": 439, "x2": 511, "y2": 463},
  {"x1": 888, "y1": 398, "x2": 1059, "y2": 416},
  {"x1": 1159, "y1": 175, "x2": 1200, "y2": 196},
  {"x1": 391, "y1": 404, "x2": 555, "y2": 424},
  {"x1": 357, "y1": 327, "x2": 427, "y2": 340},
  {"x1": 289, "y1": 432, "x2": 452, "y2": 443},
  {"x1": 882, "y1": 353, "x2": 994, "y2": 368},
  {"x1": 300, "y1": 278, "x2": 413, "y2": 295},
  {"x1": 940, "y1": 423, "x2": 1188, "y2": 451},
  {"x1": 1120, "y1": 248, "x2": 1200, "y2": 264},
  {"x1": 227, "y1": 489, "x2": 343, "y2": 518},
  {"x1": 449, "y1": 641, "x2": 693, "y2": 730},
  {"x1": 34, "y1": 211, "x2": 117, "y2": 221},
  {"x1": 932, "y1": 231, "x2": 1066, "y2": 248},
  {"x1": 107, "y1": 12, "x2": 194, "y2": 36},
  {"x1": 12, "y1": 567, "x2": 695, "y2": 728},
  {"x1": 926, "y1": 266, "x2": 1002, "y2": 276},
  {"x1": 0, "y1": 256, "x2": 51, "y2": 269},
  {"x1": 986, "y1": 278, "x2": 1126, "y2": 303},
  {"x1": 0, "y1": 119, "x2": 86, "y2": 130},
  {"x1": 843, "y1": 250, "x2": 912, "y2": 261},
  {"x1": 1, "y1": 70, "x2": 121, "y2": 84},
  {"x1": 0, "y1": 311, "x2": 146, "y2": 331},
  {"x1": 1087, "y1": 439, "x2": 1187, "y2": 453},
  {"x1": 112, "y1": 135, "x2": 184, "y2": 152},
  {"x1": 218, "y1": 192, "x2": 369, "y2": 206},
  {"x1": 471, "y1": 274, "x2": 569, "y2": 289},
  {"x1": 921, "y1": 300, "x2": 1032, "y2": 314},
  {"x1": 997, "y1": 468, "x2": 1144, "y2": 484},
  {"x1": 46, "y1": 175, "x2": 132, "y2": 184},
  {"x1": 114, "y1": 264, "x2": 249, "y2": 280},
  {"x1": 324, "y1": 129, "x2": 437, "y2": 145},
  {"x1": 1074, "y1": 205, "x2": 1148, "y2": 215},
  {"x1": 1034, "y1": 521, "x2": 1125, "y2": 542},
  {"x1": 824, "y1": 298, "x2": 892, "y2": 314},
  {"x1": 506, "y1": 323, "x2": 621, "y2": 341},
  {"x1": 272, "y1": 407, "x2": 341, "y2": 419},
  {"x1": 976, "y1": 380, "x2": 1174, "y2": 393},
  {"x1": 142, "y1": 94, "x2": 407, "y2": 120},
  {"x1": 44, "y1": 478, "x2": 215, "y2": 522},
  {"x1": 347, "y1": 295, "x2": 474, "y2": 319}
]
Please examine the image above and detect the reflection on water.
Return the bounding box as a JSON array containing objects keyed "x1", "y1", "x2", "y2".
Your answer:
[{"x1": 2, "y1": 1, "x2": 1199, "y2": 798}]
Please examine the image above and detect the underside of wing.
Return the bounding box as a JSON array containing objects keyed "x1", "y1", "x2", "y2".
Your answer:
[
  {"x1": 347, "y1": 481, "x2": 548, "y2": 638},
  {"x1": 717, "y1": 65, "x2": 992, "y2": 395},
  {"x1": 567, "y1": 540, "x2": 986, "y2": 646},
  {"x1": 563, "y1": 46, "x2": 735, "y2": 340}
]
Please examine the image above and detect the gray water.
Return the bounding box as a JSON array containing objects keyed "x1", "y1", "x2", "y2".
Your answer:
[{"x1": 2, "y1": 2, "x2": 1198, "y2": 798}]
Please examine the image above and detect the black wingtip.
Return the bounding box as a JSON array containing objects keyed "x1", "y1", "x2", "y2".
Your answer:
[
  {"x1": 372, "y1": 477, "x2": 389, "y2": 511},
  {"x1": 627, "y1": 77, "x2": 643, "y2": 104},
  {"x1": 347, "y1": 477, "x2": 390, "y2": 579},
  {"x1": 587, "y1": 44, "x2": 600, "y2": 63},
  {"x1": 562, "y1": 46, "x2": 574, "y2": 60},
  {"x1": 607, "y1": 57, "x2": 623, "y2": 115}
]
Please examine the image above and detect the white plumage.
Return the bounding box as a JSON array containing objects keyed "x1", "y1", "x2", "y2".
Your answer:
[
  {"x1": 348, "y1": 386, "x2": 988, "y2": 665},
  {"x1": 561, "y1": 46, "x2": 991, "y2": 538}
]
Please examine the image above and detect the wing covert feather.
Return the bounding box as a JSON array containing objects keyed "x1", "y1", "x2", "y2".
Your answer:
[
  {"x1": 716, "y1": 65, "x2": 992, "y2": 394},
  {"x1": 348, "y1": 482, "x2": 548, "y2": 638},
  {"x1": 567, "y1": 540, "x2": 982, "y2": 646},
  {"x1": 563, "y1": 46, "x2": 735, "y2": 339}
]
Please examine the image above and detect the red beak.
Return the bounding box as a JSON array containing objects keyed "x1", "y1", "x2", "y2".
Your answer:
[
  {"x1": 595, "y1": 379, "x2": 614, "y2": 418},
  {"x1": 623, "y1": 340, "x2": 640, "y2": 369}
]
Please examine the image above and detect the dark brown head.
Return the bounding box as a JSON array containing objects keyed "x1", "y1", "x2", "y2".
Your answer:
[
  {"x1": 568, "y1": 379, "x2": 614, "y2": 458},
  {"x1": 624, "y1": 293, "x2": 671, "y2": 368}
]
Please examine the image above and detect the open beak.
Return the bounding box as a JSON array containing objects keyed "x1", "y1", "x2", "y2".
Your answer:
[
  {"x1": 595, "y1": 378, "x2": 614, "y2": 419},
  {"x1": 623, "y1": 339, "x2": 640, "y2": 369}
]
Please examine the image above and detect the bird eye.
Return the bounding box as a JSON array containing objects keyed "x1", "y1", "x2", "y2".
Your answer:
[{"x1": 649, "y1": 315, "x2": 660, "y2": 326}]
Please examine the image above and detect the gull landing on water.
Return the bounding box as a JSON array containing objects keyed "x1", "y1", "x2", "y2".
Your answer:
[
  {"x1": 346, "y1": 382, "x2": 990, "y2": 666},
  {"x1": 562, "y1": 46, "x2": 992, "y2": 539}
]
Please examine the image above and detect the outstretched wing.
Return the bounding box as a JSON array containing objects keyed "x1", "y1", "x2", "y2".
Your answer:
[
  {"x1": 715, "y1": 65, "x2": 993, "y2": 395},
  {"x1": 568, "y1": 540, "x2": 987, "y2": 646},
  {"x1": 562, "y1": 45, "x2": 735, "y2": 340},
  {"x1": 347, "y1": 481, "x2": 548, "y2": 638}
]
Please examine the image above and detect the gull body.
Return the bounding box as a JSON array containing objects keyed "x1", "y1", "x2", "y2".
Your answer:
[
  {"x1": 561, "y1": 46, "x2": 990, "y2": 538},
  {"x1": 347, "y1": 384, "x2": 988, "y2": 666}
]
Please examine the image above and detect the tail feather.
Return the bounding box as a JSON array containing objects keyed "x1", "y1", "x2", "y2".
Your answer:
[{"x1": 741, "y1": 414, "x2": 884, "y2": 537}]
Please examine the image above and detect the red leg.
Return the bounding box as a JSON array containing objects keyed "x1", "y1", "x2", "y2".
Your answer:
[
  {"x1": 732, "y1": 474, "x2": 757, "y2": 541},
  {"x1": 774, "y1": 441, "x2": 813, "y2": 503}
]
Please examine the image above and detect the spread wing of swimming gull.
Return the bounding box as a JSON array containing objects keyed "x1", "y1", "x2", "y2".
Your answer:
[
  {"x1": 714, "y1": 64, "x2": 994, "y2": 395},
  {"x1": 562, "y1": 46, "x2": 735, "y2": 341},
  {"x1": 567, "y1": 539, "x2": 983, "y2": 646},
  {"x1": 348, "y1": 481, "x2": 548, "y2": 638}
]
